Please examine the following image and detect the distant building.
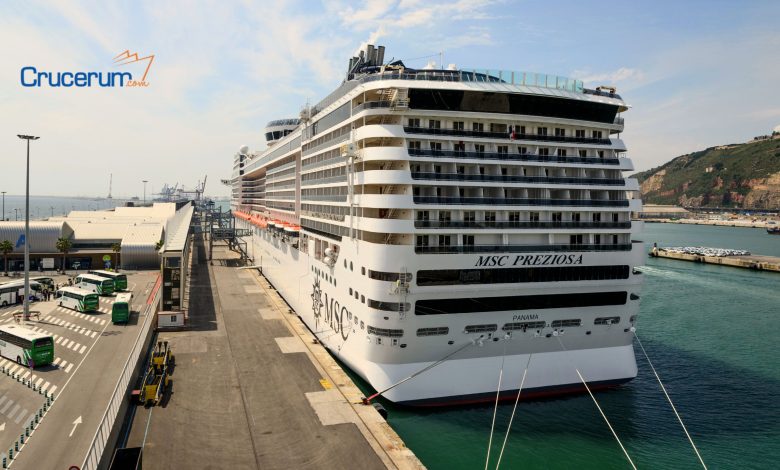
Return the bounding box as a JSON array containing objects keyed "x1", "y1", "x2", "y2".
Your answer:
[{"x1": 636, "y1": 204, "x2": 690, "y2": 219}]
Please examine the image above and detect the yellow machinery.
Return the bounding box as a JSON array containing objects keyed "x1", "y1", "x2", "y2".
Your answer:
[{"x1": 138, "y1": 341, "x2": 175, "y2": 405}]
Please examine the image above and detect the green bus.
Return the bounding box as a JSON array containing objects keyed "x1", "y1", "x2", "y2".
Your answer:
[
  {"x1": 112, "y1": 292, "x2": 133, "y2": 324},
  {"x1": 88, "y1": 270, "x2": 128, "y2": 291},
  {"x1": 56, "y1": 286, "x2": 99, "y2": 312},
  {"x1": 75, "y1": 274, "x2": 114, "y2": 296},
  {"x1": 0, "y1": 324, "x2": 54, "y2": 367}
]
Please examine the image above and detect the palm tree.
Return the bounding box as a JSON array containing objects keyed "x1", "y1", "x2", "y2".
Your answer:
[
  {"x1": 111, "y1": 242, "x2": 122, "y2": 271},
  {"x1": 56, "y1": 237, "x2": 72, "y2": 273},
  {"x1": 0, "y1": 240, "x2": 12, "y2": 276}
]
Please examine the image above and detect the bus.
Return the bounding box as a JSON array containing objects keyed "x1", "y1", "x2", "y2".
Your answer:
[
  {"x1": 56, "y1": 286, "x2": 99, "y2": 313},
  {"x1": 88, "y1": 270, "x2": 128, "y2": 291},
  {"x1": 0, "y1": 324, "x2": 54, "y2": 367},
  {"x1": 30, "y1": 277, "x2": 55, "y2": 290},
  {"x1": 112, "y1": 292, "x2": 133, "y2": 324},
  {"x1": 0, "y1": 280, "x2": 42, "y2": 308},
  {"x1": 74, "y1": 274, "x2": 114, "y2": 296}
]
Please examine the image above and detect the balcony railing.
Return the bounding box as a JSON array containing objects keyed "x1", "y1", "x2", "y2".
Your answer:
[
  {"x1": 413, "y1": 196, "x2": 630, "y2": 207},
  {"x1": 411, "y1": 172, "x2": 625, "y2": 186},
  {"x1": 407, "y1": 148, "x2": 620, "y2": 165},
  {"x1": 404, "y1": 126, "x2": 612, "y2": 145},
  {"x1": 415, "y1": 243, "x2": 633, "y2": 254},
  {"x1": 414, "y1": 221, "x2": 632, "y2": 229}
]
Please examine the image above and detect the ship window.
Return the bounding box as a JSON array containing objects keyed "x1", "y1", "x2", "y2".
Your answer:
[
  {"x1": 475, "y1": 144, "x2": 485, "y2": 154},
  {"x1": 557, "y1": 149, "x2": 567, "y2": 157},
  {"x1": 430, "y1": 142, "x2": 442, "y2": 151},
  {"x1": 464, "y1": 211, "x2": 475, "y2": 223},
  {"x1": 501, "y1": 167, "x2": 508, "y2": 176},
  {"x1": 368, "y1": 300, "x2": 411, "y2": 312},
  {"x1": 472, "y1": 122, "x2": 484, "y2": 132},
  {"x1": 463, "y1": 235, "x2": 474, "y2": 246},
  {"x1": 361, "y1": 267, "x2": 366, "y2": 275},
  {"x1": 630, "y1": 293, "x2": 640, "y2": 300},
  {"x1": 598, "y1": 150, "x2": 605, "y2": 158},
  {"x1": 416, "y1": 327, "x2": 449, "y2": 337},
  {"x1": 594, "y1": 316, "x2": 620, "y2": 325},
  {"x1": 551, "y1": 319, "x2": 581, "y2": 328},
  {"x1": 361, "y1": 295, "x2": 365, "y2": 303},
  {"x1": 349, "y1": 288, "x2": 353, "y2": 295},
  {"x1": 576, "y1": 129, "x2": 585, "y2": 138},
  {"x1": 457, "y1": 166, "x2": 465, "y2": 175},
  {"x1": 438, "y1": 211, "x2": 451, "y2": 222},
  {"x1": 552, "y1": 212, "x2": 562, "y2": 222},
  {"x1": 408, "y1": 118, "x2": 420, "y2": 127},
  {"x1": 350, "y1": 261, "x2": 354, "y2": 271},
  {"x1": 428, "y1": 120, "x2": 441, "y2": 129},
  {"x1": 416, "y1": 292, "x2": 627, "y2": 315},
  {"x1": 502, "y1": 321, "x2": 546, "y2": 331},
  {"x1": 367, "y1": 326, "x2": 404, "y2": 337},
  {"x1": 354, "y1": 290, "x2": 358, "y2": 299},
  {"x1": 464, "y1": 324, "x2": 497, "y2": 334},
  {"x1": 537, "y1": 127, "x2": 548, "y2": 136},
  {"x1": 417, "y1": 211, "x2": 430, "y2": 221},
  {"x1": 416, "y1": 265, "x2": 630, "y2": 286},
  {"x1": 518, "y1": 147, "x2": 527, "y2": 154},
  {"x1": 509, "y1": 211, "x2": 520, "y2": 222},
  {"x1": 570, "y1": 234, "x2": 583, "y2": 245},
  {"x1": 438, "y1": 235, "x2": 451, "y2": 246},
  {"x1": 554, "y1": 127, "x2": 566, "y2": 137},
  {"x1": 484, "y1": 211, "x2": 496, "y2": 222},
  {"x1": 344, "y1": 259, "x2": 347, "y2": 268},
  {"x1": 593, "y1": 130, "x2": 603, "y2": 139},
  {"x1": 539, "y1": 148, "x2": 549, "y2": 156},
  {"x1": 579, "y1": 149, "x2": 587, "y2": 158},
  {"x1": 416, "y1": 235, "x2": 429, "y2": 247},
  {"x1": 369, "y1": 271, "x2": 412, "y2": 282},
  {"x1": 408, "y1": 141, "x2": 421, "y2": 150},
  {"x1": 453, "y1": 121, "x2": 464, "y2": 131}
]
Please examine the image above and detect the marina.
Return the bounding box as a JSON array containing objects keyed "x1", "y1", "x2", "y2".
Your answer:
[{"x1": 650, "y1": 246, "x2": 780, "y2": 273}]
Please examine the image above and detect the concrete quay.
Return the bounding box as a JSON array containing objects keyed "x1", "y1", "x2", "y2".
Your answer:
[
  {"x1": 650, "y1": 249, "x2": 780, "y2": 272},
  {"x1": 124, "y1": 238, "x2": 423, "y2": 469}
]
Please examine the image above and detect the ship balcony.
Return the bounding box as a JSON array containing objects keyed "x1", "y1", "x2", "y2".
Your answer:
[
  {"x1": 411, "y1": 172, "x2": 628, "y2": 187},
  {"x1": 404, "y1": 126, "x2": 613, "y2": 146},
  {"x1": 414, "y1": 220, "x2": 633, "y2": 230},
  {"x1": 414, "y1": 243, "x2": 633, "y2": 254},
  {"x1": 624, "y1": 178, "x2": 640, "y2": 191},
  {"x1": 407, "y1": 148, "x2": 621, "y2": 166},
  {"x1": 412, "y1": 196, "x2": 630, "y2": 208}
]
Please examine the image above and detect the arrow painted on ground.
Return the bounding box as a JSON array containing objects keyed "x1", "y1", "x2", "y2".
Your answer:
[
  {"x1": 69, "y1": 416, "x2": 82, "y2": 437},
  {"x1": 0, "y1": 422, "x2": 5, "y2": 432}
]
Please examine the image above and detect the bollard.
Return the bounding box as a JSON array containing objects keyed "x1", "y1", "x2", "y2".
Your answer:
[
  {"x1": 25, "y1": 427, "x2": 29, "y2": 437},
  {"x1": 8, "y1": 448, "x2": 12, "y2": 459},
  {"x1": 3, "y1": 455, "x2": 6, "y2": 467},
  {"x1": 19, "y1": 434, "x2": 23, "y2": 444}
]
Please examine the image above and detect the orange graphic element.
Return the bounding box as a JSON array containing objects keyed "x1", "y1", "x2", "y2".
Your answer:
[{"x1": 113, "y1": 50, "x2": 155, "y2": 82}]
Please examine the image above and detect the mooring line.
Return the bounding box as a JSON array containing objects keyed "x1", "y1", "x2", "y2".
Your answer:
[
  {"x1": 485, "y1": 339, "x2": 508, "y2": 470},
  {"x1": 363, "y1": 336, "x2": 482, "y2": 404},
  {"x1": 633, "y1": 329, "x2": 707, "y2": 469},
  {"x1": 555, "y1": 335, "x2": 636, "y2": 470},
  {"x1": 494, "y1": 353, "x2": 532, "y2": 470}
]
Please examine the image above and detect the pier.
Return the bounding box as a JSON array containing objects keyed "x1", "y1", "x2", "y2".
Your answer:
[
  {"x1": 123, "y1": 237, "x2": 422, "y2": 469},
  {"x1": 650, "y1": 248, "x2": 780, "y2": 273}
]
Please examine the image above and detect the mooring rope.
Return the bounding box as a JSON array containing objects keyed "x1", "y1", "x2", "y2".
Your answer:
[
  {"x1": 494, "y1": 353, "x2": 532, "y2": 470},
  {"x1": 556, "y1": 335, "x2": 637, "y2": 470},
  {"x1": 362, "y1": 335, "x2": 482, "y2": 404},
  {"x1": 632, "y1": 329, "x2": 707, "y2": 469},
  {"x1": 484, "y1": 338, "x2": 508, "y2": 470}
]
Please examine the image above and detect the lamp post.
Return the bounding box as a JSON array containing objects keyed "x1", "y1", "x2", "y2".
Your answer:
[
  {"x1": 18, "y1": 134, "x2": 39, "y2": 322},
  {"x1": 14, "y1": 209, "x2": 19, "y2": 221},
  {"x1": 1, "y1": 191, "x2": 5, "y2": 221},
  {"x1": 142, "y1": 180, "x2": 148, "y2": 205}
]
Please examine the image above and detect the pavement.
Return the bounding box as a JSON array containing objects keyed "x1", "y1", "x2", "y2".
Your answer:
[
  {"x1": 0, "y1": 271, "x2": 158, "y2": 468},
  {"x1": 124, "y1": 238, "x2": 421, "y2": 470}
]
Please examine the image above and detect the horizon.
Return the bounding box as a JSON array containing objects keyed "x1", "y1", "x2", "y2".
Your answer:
[{"x1": 2, "y1": 0, "x2": 778, "y2": 197}]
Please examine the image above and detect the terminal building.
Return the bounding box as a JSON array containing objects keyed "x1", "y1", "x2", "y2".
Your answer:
[{"x1": 0, "y1": 202, "x2": 192, "y2": 272}]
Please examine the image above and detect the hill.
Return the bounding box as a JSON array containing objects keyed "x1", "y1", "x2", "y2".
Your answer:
[{"x1": 635, "y1": 135, "x2": 780, "y2": 209}]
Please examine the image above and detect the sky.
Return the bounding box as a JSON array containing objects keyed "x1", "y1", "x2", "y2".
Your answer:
[{"x1": 1, "y1": 0, "x2": 778, "y2": 198}]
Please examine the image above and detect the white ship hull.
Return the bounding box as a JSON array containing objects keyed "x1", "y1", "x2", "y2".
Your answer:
[{"x1": 237, "y1": 219, "x2": 642, "y2": 405}]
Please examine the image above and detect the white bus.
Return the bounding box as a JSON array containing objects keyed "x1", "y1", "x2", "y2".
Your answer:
[
  {"x1": 0, "y1": 280, "x2": 43, "y2": 308},
  {"x1": 56, "y1": 286, "x2": 100, "y2": 313},
  {"x1": 0, "y1": 324, "x2": 54, "y2": 367},
  {"x1": 74, "y1": 274, "x2": 114, "y2": 296}
]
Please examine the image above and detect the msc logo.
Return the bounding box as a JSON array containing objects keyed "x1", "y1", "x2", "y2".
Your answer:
[{"x1": 20, "y1": 50, "x2": 155, "y2": 88}]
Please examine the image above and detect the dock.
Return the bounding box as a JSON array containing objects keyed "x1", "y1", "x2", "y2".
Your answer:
[
  {"x1": 123, "y1": 237, "x2": 423, "y2": 469},
  {"x1": 650, "y1": 248, "x2": 780, "y2": 272}
]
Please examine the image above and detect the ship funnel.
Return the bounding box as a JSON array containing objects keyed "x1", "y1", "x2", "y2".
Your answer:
[{"x1": 377, "y1": 45, "x2": 385, "y2": 65}]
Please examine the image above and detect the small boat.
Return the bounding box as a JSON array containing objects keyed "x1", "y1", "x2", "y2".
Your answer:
[{"x1": 768, "y1": 223, "x2": 780, "y2": 235}]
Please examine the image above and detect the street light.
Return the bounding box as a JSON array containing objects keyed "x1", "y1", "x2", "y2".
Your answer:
[
  {"x1": 142, "y1": 180, "x2": 148, "y2": 205},
  {"x1": 1, "y1": 191, "x2": 5, "y2": 221},
  {"x1": 18, "y1": 134, "x2": 39, "y2": 322},
  {"x1": 14, "y1": 208, "x2": 19, "y2": 221}
]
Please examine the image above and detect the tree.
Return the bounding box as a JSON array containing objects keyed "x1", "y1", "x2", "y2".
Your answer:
[
  {"x1": 111, "y1": 242, "x2": 122, "y2": 271},
  {"x1": 56, "y1": 237, "x2": 72, "y2": 273},
  {"x1": 155, "y1": 239, "x2": 164, "y2": 251},
  {"x1": 0, "y1": 240, "x2": 12, "y2": 276}
]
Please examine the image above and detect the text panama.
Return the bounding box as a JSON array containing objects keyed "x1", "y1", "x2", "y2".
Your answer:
[
  {"x1": 475, "y1": 254, "x2": 584, "y2": 267},
  {"x1": 20, "y1": 67, "x2": 134, "y2": 87}
]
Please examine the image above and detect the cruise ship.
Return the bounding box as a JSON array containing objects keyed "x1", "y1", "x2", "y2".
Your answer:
[{"x1": 230, "y1": 45, "x2": 644, "y2": 406}]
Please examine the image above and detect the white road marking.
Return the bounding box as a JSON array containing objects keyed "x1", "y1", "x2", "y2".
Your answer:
[
  {"x1": 0, "y1": 400, "x2": 13, "y2": 414},
  {"x1": 8, "y1": 366, "x2": 19, "y2": 375},
  {"x1": 90, "y1": 331, "x2": 97, "y2": 338},
  {"x1": 7, "y1": 404, "x2": 19, "y2": 418},
  {"x1": 55, "y1": 337, "x2": 63, "y2": 345},
  {"x1": 35, "y1": 377, "x2": 43, "y2": 387},
  {"x1": 0, "y1": 396, "x2": 6, "y2": 407},
  {"x1": 78, "y1": 345, "x2": 86, "y2": 354},
  {"x1": 13, "y1": 407, "x2": 28, "y2": 424},
  {"x1": 49, "y1": 385, "x2": 57, "y2": 394},
  {"x1": 42, "y1": 381, "x2": 50, "y2": 391},
  {"x1": 64, "y1": 363, "x2": 73, "y2": 373}
]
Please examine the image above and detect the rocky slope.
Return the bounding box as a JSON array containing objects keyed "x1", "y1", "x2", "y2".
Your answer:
[{"x1": 635, "y1": 136, "x2": 780, "y2": 208}]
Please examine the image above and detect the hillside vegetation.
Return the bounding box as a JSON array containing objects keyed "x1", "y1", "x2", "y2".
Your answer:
[{"x1": 635, "y1": 137, "x2": 780, "y2": 208}]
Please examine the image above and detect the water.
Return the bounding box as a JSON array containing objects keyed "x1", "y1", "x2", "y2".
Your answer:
[
  {"x1": 356, "y1": 223, "x2": 780, "y2": 469},
  {"x1": 0, "y1": 195, "x2": 127, "y2": 220}
]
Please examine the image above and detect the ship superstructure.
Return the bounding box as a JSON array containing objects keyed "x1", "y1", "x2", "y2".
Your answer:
[{"x1": 230, "y1": 45, "x2": 644, "y2": 405}]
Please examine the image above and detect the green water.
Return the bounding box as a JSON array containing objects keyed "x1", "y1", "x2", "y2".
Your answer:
[{"x1": 366, "y1": 223, "x2": 780, "y2": 469}]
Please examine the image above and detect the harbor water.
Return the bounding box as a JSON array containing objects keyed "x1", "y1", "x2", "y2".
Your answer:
[{"x1": 354, "y1": 223, "x2": 779, "y2": 469}]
